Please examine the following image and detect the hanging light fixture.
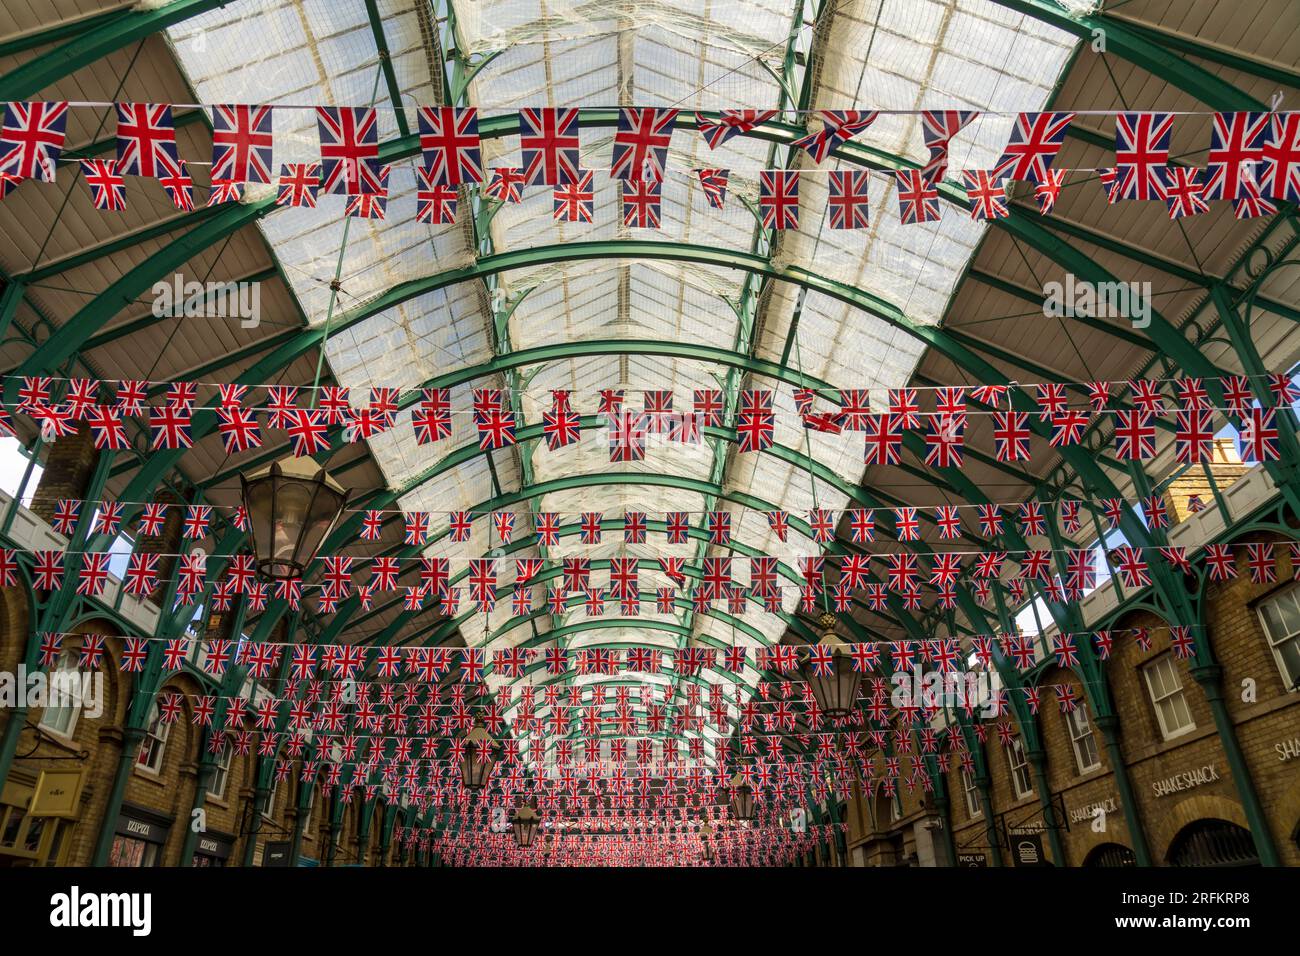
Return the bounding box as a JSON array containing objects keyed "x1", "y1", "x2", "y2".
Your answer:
[
  {"x1": 460, "y1": 724, "x2": 495, "y2": 789},
  {"x1": 239, "y1": 458, "x2": 349, "y2": 581},
  {"x1": 728, "y1": 772, "x2": 756, "y2": 822},
  {"x1": 512, "y1": 805, "x2": 540, "y2": 848},
  {"x1": 699, "y1": 820, "x2": 714, "y2": 863},
  {"x1": 798, "y1": 612, "x2": 863, "y2": 718}
]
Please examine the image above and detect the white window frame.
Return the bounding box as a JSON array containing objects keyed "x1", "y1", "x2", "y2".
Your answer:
[
  {"x1": 1007, "y1": 737, "x2": 1035, "y2": 799},
  {"x1": 1064, "y1": 701, "x2": 1102, "y2": 774},
  {"x1": 206, "y1": 742, "x2": 232, "y2": 801},
  {"x1": 1255, "y1": 583, "x2": 1300, "y2": 692},
  {"x1": 262, "y1": 779, "x2": 277, "y2": 821},
  {"x1": 1143, "y1": 654, "x2": 1196, "y2": 740},
  {"x1": 37, "y1": 649, "x2": 81, "y2": 738},
  {"x1": 135, "y1": 702, "x2": 170, "y2": 773},
  {"x1": 960, "y1": 766, "x2": 982, "y2": 819}
]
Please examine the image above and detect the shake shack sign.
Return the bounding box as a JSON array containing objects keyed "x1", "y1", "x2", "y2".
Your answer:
[{"x1": 1152, "y1": 764, "x2": 1220, "y2": 797}]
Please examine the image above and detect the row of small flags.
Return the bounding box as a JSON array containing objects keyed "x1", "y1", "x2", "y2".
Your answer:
[
  {"x1": 35, "y1": 488, "x2": 1216, "y2": 546},
  {"x1": 8, "y1": 372, "x2": 1294, "y2": 463},
  {"x1": 40, "y1": 624, "x2": 1198, "y2": 689},
  {"x1": 1, "y1": 104, "x2": 1294, "y2": 221}
]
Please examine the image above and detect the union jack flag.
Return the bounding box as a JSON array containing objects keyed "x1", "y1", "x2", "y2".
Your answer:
[
  {"x1": 1240, "y1": 407, "x2": 1279, "y2": 462},
  {"x1": 483, "y1": 166, "x2": 525, "y2": 203},
  {"x1": 85, "y1": 405, "x2": 128, "y2": 450},
  {"x1": 924, "y1": 415, "x2": 963, "y2": 467},
  {"x1": 553, "y1": 170, "x2": 594, "y2": 222},
  {"x1": 1114, "y1": 112, "x2": 1174, "y2": 200},
  {"x1": 695, "y1": 168, "x2": 728, "y2": 208},
  {"x1": 417, "y1": 106, "x2": 482, "y2": 185},
  {"x1": 159, "y1": 162, "x2": 194, "y2": 210},
  {"x1": 150, "y1": 405, "x2": 191, "y2": 449},
  {"x1": 1261, "y1": 111, "x2": 1300, "y2": 201},
  {"x1": 519, "y1": 108, "x2": 581, "y2": 186},
  {"x1": 862, "y1": 414, "x2": 902, "y2": 465},
  {"x1": 696, "y1": 109, "x2": 776, "y2": 149},
  {"x1": 1234, "y1": 171, "x2": 1278, "y2": 219},
  {"x1": 284, "y1": 408, "x2": 330, "y2": 456},
  {"x1": 316, "y1": 106, "x2": 381, "y2": 194},
  {"x1": 735, "y1": 389, "x2": 774, "y2": 452},
  {"x1": 1050, "y1": 410, "x2": 1089, "y2": 447},
  {"x1": 404, "y1": 511, "x2": 430, "y2": 545},
  {"x1": 211, "y1": 104, "x2": 274, "y2": 183},
  {"x1": 535, "y1": 512, "x2": 560, "y2": 546},
  {"x1": 1158, "y1": 166, "x2": 1208, "y2": 219},
  {"x1": 920, "y1": 110, "x2": 979, "y2": 183},
  {"x1": 33, "y1": 551, "x2": 63, "y2": 590},
  {"x1": 622, "y1": 178, "x2": 662, "y2": 228},
  {"x1": 115, "y1": 103, "x2": 179, "y2": 178},
  {"x1": 449, "y1": 510, "x2": 473, "y2": 541},
  {"x1": 1034, "y1": 167, "x2": 1067, "y2": 214},
  {"x1": 894, "y1": 169, "x2": 940, "y2": 224},
  {"x1": 991, "y1": 111, "x2": 1074, "y2": 182},
  {"x1": 828, "y1": 169, "x2": 871, "y2": 229},
  {"x1": 665, "y1": 512, "x2": 689, "y2": 544},
  {"x1": 793, "y1": 110, "x2": 878, "y2": 164},
  {"x1": 82, "y1": 160, "x2": 126, "y2": 210},
  {"x1": 611, "y1": 108, "x2": 678, "y2": 181},
  {"x1": 1205, "y1": 111, "x2": 1270, "y2": 200},
  {"x1": 473, "y1": 388, "x2": 516, "y2": 449},
  {"x1": 759, "y1": 170, "x2": 799, "y2": 229},
  {"x1": 609, "y1": 409, "x2": 648, "y2": 461},
  {"x1": 1113, "y1": 410, "x2": 1156, "y2": 460},
  {"x1": 207, "y1": 178, "x2": 243, "y2": 206},
  {"x1": 962, "y1": 170, "x2": 1009, "y2": 219},
  {"x1": 277, "y1": 163, "x2": 320, "y2": 207},
  {"x1": 415, "y1": 167, "x2": 458, "y2": 224},
  {"x1": 344, "y1": 163, "x2": 389, "y2": 218},
  {"x1": 543, "y1": 397, "x2": 581, "y2": 449},
  {"x1": 217, "y1": 407, "x2": 261, "y2": 454},
  {"x1": 991, "y1": 411, "x2": 1030, "y2": 461},
  {"x1": 0, "y1": 101, "x2": 68, "y2": 181}
]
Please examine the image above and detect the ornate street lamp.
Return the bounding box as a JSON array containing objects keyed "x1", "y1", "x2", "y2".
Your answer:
[
  {"x1": 240, "y1": 458, "x2": 349, "y2": 581},
  {"x1": 512, "y1": 805, "x2": 540, "y2": 848},
  {"x1": 460, "y1": 724, "x2": 495, "y2": 789},
  {"x1": 798, "y1": 612, "x2": 863, "y2": 718},
  {"x1": 729, "y1": 772, "x2": 756, "y2": 822}
]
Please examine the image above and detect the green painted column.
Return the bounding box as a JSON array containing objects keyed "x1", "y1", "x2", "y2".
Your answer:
[
  {"x1": 1026, "y1": 750, "x2": 1068, "y2": 867},
  {"x1": 1094, "y1": 715, "x2": 1153, "y2": 865},
  {"x1": 90, "y1": 726, "x2": 146, "y2": 866},
  {"x1": 933, "y1": 791, "x2": 958, "y2": 867},
  {"x1": 177, "y1": 757, "x2": 218, "y2": 866},
  {"x1": 974, "y1": 774, "x2": 1004, "y2": 867},
  {"x1": 240, "y1": 783, "x2": 271, "y2": 867},
  {"x1": 1190, "y1": 663, "x2": 1281, "y2": 866}
]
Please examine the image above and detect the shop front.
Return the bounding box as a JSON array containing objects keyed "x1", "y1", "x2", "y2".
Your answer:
[
  {"x1": 109, "y1": 804, "x2": 173, "y2": 867},
  {"x1": 191, "y1": 830, "x2": 236, "y2": 867}
]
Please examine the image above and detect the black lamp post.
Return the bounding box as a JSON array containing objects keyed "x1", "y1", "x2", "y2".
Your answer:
[
  {"x1": 512, "y1": 806, "x2": 540, "y2": 848},
  {"x1": 798, "y1": 612, "x2": 862, "y2": 718},
  {"x1": 460, "y1": 725, "x2": 495, "y2": 789},
  {"x1": 729, "y1": 772, "x2": 756, "y2": 822},
  {"x1": 239, "y1": 458, "x2": 349, "y2": 581}
]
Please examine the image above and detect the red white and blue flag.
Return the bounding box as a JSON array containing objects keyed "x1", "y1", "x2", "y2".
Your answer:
[
  {"x1": 759, "y1": 170, "x2": 799, "y2": 229},
  {"x1": 1114, "y1": 112, "x2": 1174, "y2": 200},
  {"x1": 519, "y1": 108, "x2": 581, "y2": 186},
  {"x1": 696, "y1": 110, "x2": 776, "y2": 149},
  {"x1": 793, "y1": 110, "x2": 878, "y2": 164},
  {"x1": 991, "y1": 111, "x2": 1074, "y2": 182},
  {"x1": 316, "y1": 106, "x2": 381, "y2": 194},
  {"x1": 611, "y1": 107, "x2": 678, "y2": 181},
  {"x1": 417, "y1": 106, "x2": 483, "y2": 185},
  {"x1": 211, "y1": 104, "x2": 274, "y2": 183},
  {"x1": 0, "y1": 101, "x2": 68, "y2": 182},
  {"x1": 828, "y1": 169, "x2": 870, "y2": 229},
  {"x1": 115, "y1": 103, "x2": 180, "y2": 178}
]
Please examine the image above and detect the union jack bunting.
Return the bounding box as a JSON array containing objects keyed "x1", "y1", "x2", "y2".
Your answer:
[
  {"x1": 1097, "y1": 166, "x2": 1124, "y2": 203},
  {"x1": 285, "y1": 408, "x2": 329, "y2": 456},
  {"x1": 473, "y1": 388, "x2": 516, "y2": 449},
  {"x1": 1158, "y1": 166, "x2": 1208, "y2": 219},
  {"x1": 0, "y1": 173, "x2": 20, "y2": 197},
  {"x1": 85, "y1": 406, "x2": 128, "y2": 450},
  {"x1": 276, "y1": 163, "x2": 319, "y2": 207},
  {"x1": 621, "y1": 178, "x2": 662, "y2": 228},
  {"x1": 211, "y1": 104, "x2": 274, "y2": 183},
  {"x1": 216, "y1": 407, "x2": 261, "y2": 454},
  {"x1": 82, "y1": 160, "x2": 126, "y2": 210},
  {"x1": 792, "y1": 110, "x2": 879, "y2": 164},
  {"x1": 924, "y1": 415, "x2": 963, "y2": 467},
  {"x1": 894, "y1": 169, "x2": 940, "y2": 224},
  {"x1": 863, "y1": 414, "x2": 902, "y2": 465},
  {"x1": 991, "y1": 111, "x2": 1074, "y2": 182},
  {"x1": 417, "y1": 106, "x2": 482, "y2": 185},
  {"x1": 0, "y1": 101, "x2": 68, "y2": 181},
  {"x1": 519, "y1": 108, "x2": 581, "y2": 186},
  {"x1": 759, "y1": 170, "x2": 799, "y2": 229},
  {"x1": 115, "y1": 103, "x2": 180, "y2": 177},
  {"x1": 1034, "y1": 167, "x2": 1067, "y2": 214},
  {"x1": 735, "y1": 389, "x2": 774, "y2": 452},
  {"x1": 695, "y1": 168, "x2": 728, "y2": 208},
  {"x1": 149, "y1": 405, "x2": 192, "y2": 449},
  {"x1": 1205, "y1": 111, "x2": 1270, "y2": 200},
  {"x1": 415, "y1": 167, "x2": 458, "y2": 224},
  {"x1": 1240, "y1": 407, "x2": 1279, "y2": 462},
  {"x1": 207, "y1": 177, "x2": 242, "y2": 206},
  {"x1": 1114, "y1": 112, "x2": 1174, "y2": 200},
  {"x1": 696, "y1": 109, "x2": 777, "y2": 149},
  {"x1": 962, "y1": 170, "x2": 1009, "y2": 219},
  {"x1": 344, "y1": 163, "x2": 389, "y2": 218},
  {"x1": 920, "y1": 110, "x2": 979, "y2": 183},
  {"x1": 1233, "y1": 175, "x2": 1276, "y2": 219},
  {"x1": 316, "y1": 106, "x2": 381, "y2": 194},
  {"x1": 611, "y1": 108, "x2": 678, "y2": 181},
  {"x1": 1261, "y1": 112, "x2": 1300, "y2": 201},
  {"x1": 1113, "y1": 410, "x2": 1156, "y2": 460},
  {"x1": 553, "y1": 170, "x2": 594, "y2": 222},
  {"x1": 991, "y1": 411, "x2": 1030, "y2": 462},
  {"x1": 609, "y1": 409, "x2": 648, "y2": 461},
  {"x1": 159, "y1": 162, "x2": 194, "y2": 210},
  {"x1": 483, "y1": 166, "x2": 526, "y2": 202},
  {"x1": 828, "y1": 169, "x2": 871, "y2": 229},
  {"x1": 543, "y1": 393, "x2": 581, "y2": 449}
]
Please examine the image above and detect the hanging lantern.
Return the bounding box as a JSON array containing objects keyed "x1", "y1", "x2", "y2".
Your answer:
[
  {"x1": 460, "y1": 724, "x2": 495, "y2": 789},
  {"x1": 729, "y1": 772, "x2": 756, "y2": 822},
  {"x1": 512, "y1": 805, "x2": 540, "y2": 848},
  {"x1": 799, "y1": 613, "x2": 862, "y2": 718},
  {"x1": 699, "y1": 821, "x2": 714, "y2": 862},
  {"x1": 240, "y1": 458, "x2": 349, "y2": 581}
]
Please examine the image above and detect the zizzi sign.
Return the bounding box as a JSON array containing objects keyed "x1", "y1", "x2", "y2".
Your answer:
[{"x1": 1151, "y1": 764, "x2": 1220, "y2": 797}]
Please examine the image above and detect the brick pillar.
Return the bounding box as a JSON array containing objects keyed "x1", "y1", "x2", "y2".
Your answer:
[
  {"x1": 135, "y1": 491, "x2": 184, "y2": 607},
  {"x1": 29, "y1": 424, "x2": 100, "y2": 526}
]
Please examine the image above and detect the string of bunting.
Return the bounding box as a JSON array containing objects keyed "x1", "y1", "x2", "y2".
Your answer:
[{"x1": 0, "y1": 105, "x2": 1294, "y2": 222}]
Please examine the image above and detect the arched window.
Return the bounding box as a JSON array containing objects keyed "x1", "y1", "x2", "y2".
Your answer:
[
  {"x1": 1083, "y1": 842, "x2": 1136, "y2": 867},
  {"x1": 1167, "y1": 819, "x2": 1260, "y2": 867}
]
